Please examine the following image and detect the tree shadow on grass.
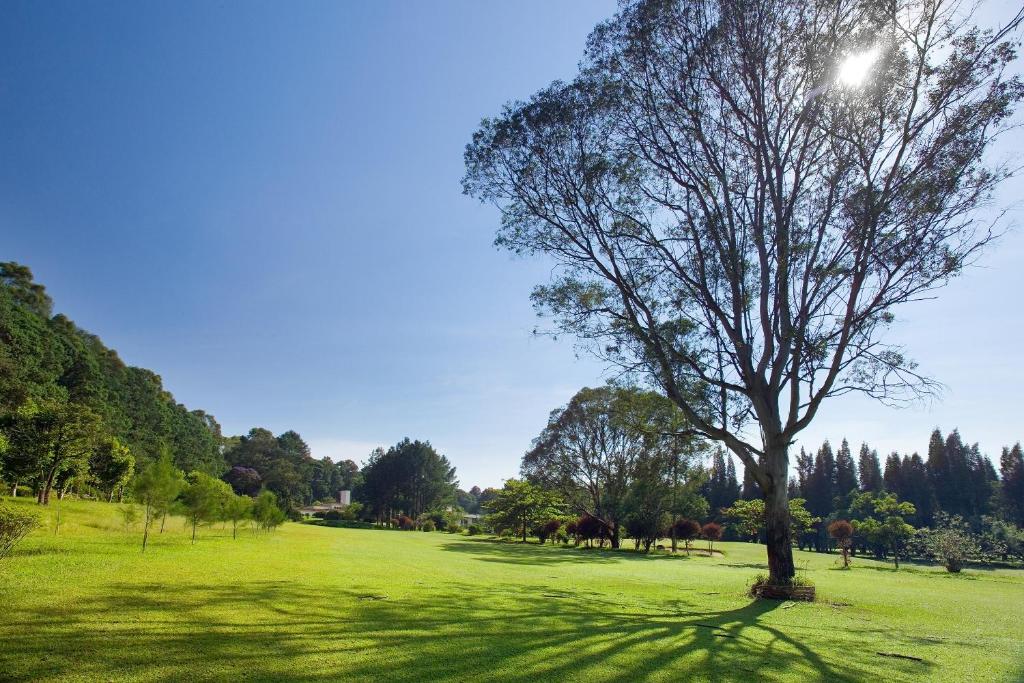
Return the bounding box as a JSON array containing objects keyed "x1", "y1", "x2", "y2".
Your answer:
[
  {"x1": 440, "y1": 537, "x2": 704, "y2": 566},
  {"x1": 0, "y1": 576, "x2": 940, "y2": 683}
]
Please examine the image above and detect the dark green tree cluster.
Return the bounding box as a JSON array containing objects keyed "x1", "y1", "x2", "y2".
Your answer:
[
  {"x1": 521, "y1": 386, "x2": 708, "y2": 551},
  {"x1": 357, "y1": 438, "x2": 457, "y2": 524},
  {"x1": 0, "y1": 263, "x2": 223, "y2": 502},
  {"x1": 786, "y1": 429, "x2": 1022, "y2": 552},
  {"x1": 222, "y1": 428, "x2": 359, "y2": 511},
  {"x1": 701, "y1": 449, "x2": 741, "y2": 516}
]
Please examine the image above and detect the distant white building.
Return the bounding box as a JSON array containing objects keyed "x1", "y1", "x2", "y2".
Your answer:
[{"x1": 338, "y1": 490, "x2": 351, "y2": 506}]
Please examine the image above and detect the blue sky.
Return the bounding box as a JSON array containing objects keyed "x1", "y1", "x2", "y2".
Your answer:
[{"x1": 2, "y1": 1, "x2": 1021, "y2": 489}]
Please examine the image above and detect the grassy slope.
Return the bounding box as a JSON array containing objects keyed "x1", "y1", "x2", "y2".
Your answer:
[{"x1": 1, "y1": 497, "x2": 1022, "y2": 683}]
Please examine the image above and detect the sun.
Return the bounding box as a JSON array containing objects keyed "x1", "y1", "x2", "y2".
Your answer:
[{"x1": 838, "y1": 47, "x2": 880, "y2": 87}]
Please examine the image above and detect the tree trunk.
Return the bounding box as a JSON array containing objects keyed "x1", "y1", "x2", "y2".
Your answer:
[
  {"x1": 11, "y1": 482, "x2": 17, "y2": 497},
  {"x1": 142, "y1": 504, "x2": 151, "y2": 553},
  {"x1": 191, "y1": 519, "x2": 197, "y2": 544},
  {"x1": 610, "y1": 523, "x2": 620, "y2": 549},
  {"x1": 39, "y1": 466, "x2": 58, "y2": 505},
  {"x1": 763, "y1": 448, "x2": 796, "y2": 584}
]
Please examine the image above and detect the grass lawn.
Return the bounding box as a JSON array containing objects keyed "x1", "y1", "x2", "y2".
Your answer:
[{"x1": 1, "y1": 497, "x2": 1022, "y2": 682}]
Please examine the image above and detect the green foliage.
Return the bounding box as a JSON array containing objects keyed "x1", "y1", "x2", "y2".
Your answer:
[
  {"x1": 222, "y1": 494, "x2": 254, "y2": 539},
  {"x1": 787, "y1": 498, "x2": 819, "y2": 537},
  {"x1": 223, "y1": 429, "x2": 320, "y2": 511},
  {"x1": 0, "y1": 262, "x2": 225, "y2": 491},
  {"x1": 722, "y1": 498, "x2": 818, "y2": 542},
  {"x1": 916, "y1": 514, "x2": 981, "y2": 573},
  {"x1": 2, "y1": 398, "x2": 103, "y2": 504},
  {"x1": 485, "y1": 479, "x2": 561, "y2": 542},
  {"x1": 90, "y1": 437, "x2": 135, "y2": 502},
  {"x1": 359, "y1": 439, "x2": 457, "y2": 522},
  {"x1": 119, "y1": 504, "x2": 141, "y2": 531},
  {"x1": 851, "y1": 493, "x2": 917, "y2": 568},
  {"x1": 132, "y1": 452, "x2": 185, "y2": 548},
  {"x1": 0, "y1": 502, "x2": 39, "y2": 559},
  {"x1": 421, "y1": 520, "x2": 436, "y2": 532},
  {"x1": 252, "y1": 490, "x2": 287, "y2": 532},
  {"x1": 522, "y1": 385, "x2": 707, "y2": 550},
  {"x1": 179, "y1": 471, "x2": 233, "y2": 543},
  {"x1": 723, "y1": 499, "x2": 764, "y2": 540}
]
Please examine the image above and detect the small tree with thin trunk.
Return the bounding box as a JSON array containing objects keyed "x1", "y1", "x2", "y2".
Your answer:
[
  {"x1": 828, "y1": 519, "x2": 854, "y2": 568},
  {"x1": 702, "y1": 522, "x2": 723, "y2": 555},
  {"x1": 132, "y1": 453, "x2": 183, "y2": 553},
  {"x1": 179, "y1": 471, "x2": 231, "y2": 544},
  {"x1": 674, "y1": 518, "x2": 701, "y2": 555},
  {"x1": 465, "y1": 0, "x2": 1024, "y2": 588},
  {"x1": 223, "y1": 494, "x2": 253, "y2": 540}
]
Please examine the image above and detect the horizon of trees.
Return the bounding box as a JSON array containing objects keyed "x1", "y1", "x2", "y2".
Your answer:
[{"x1": 3, "y1": 260, "x2": 1022, "y2": 563}]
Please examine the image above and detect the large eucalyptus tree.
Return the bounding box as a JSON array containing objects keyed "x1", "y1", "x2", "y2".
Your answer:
[{"x1": 464, "y1": 0, "x2": 1023, "y2": 584}]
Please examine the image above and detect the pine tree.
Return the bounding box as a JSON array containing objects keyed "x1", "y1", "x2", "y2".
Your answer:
[
  {"x1": 944, "y1": 430, "x2": 971, "y2": 517},
  {"x1": 883, "y1": 452, "x2": 903, "y2": 497},
  {"x1": 999, "y1": 444, "x2": 1024, "y2": 525},
  {"x1": 900, "y1": 453, "x2": 934, "y2": 526},
  {"x1": 858, "y1": 443, "x2": 883, "y2": 492},
  {"x1": 795, "y1": 447, "x2": 813, "y2": 498},
  {"x1": 805, "y1": 441, "x2": 837, "y2": 517},
  {"x1": 835, "y1": 438, "x2": 858, "y2": 496},
  {"x1": 724, "y1": 453, "x2": 741, "y2": 505},
  {"x1": 965, "y1": 442, "x2": 996, "y2": 520},
  {"x1": 926, "y1": 428, "x2": 950, "y2": 512}
]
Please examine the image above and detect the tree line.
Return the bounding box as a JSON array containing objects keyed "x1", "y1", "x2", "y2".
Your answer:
[{"x1": 477, "y1": 384, "x2": 1024, "y2": 568}]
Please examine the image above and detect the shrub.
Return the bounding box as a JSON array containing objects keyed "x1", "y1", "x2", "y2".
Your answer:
[
  {"x1": 534, "y1": 518, "x2": 561, "y2": 544},
  {"x1": 323, "y1": 509, "x2": 343, "y2": 521},
  {"x1": 421, "y1": 520, "x2": 436, "y2": 532},
  {"x1": 701, "y1": 522, "x2": 723, "y2": 553},
  {"x1": 921, "y1": 514, "x2": 981, "y2": 573},
  {"x1": 673, "y1": 518, "x2": 701, "y2": 554},
  {"x1": 447, "y1": 523, "x2": 463, "y2": 534},
  {"x1": 828, "y1": 520, "x2": 854, "y2": 568},
  {"x1": 576, "y1": 514, "x2": 606, "y2": 547},
  {"x1": 467, "y1": 524, "x2": 482, "y2": 536},
  {"x1": 0, "y1": 504, "x2": 40, "y2": 559},
  {"x1": 498, "y1": 528, "x2": 514, "y2": 539}
]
